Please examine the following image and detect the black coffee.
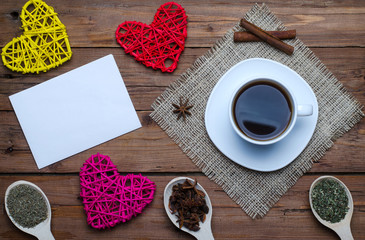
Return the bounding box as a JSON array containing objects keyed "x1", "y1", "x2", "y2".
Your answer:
[{"x1": 233, "y1": 81, "x2": 292, "y2": 141}]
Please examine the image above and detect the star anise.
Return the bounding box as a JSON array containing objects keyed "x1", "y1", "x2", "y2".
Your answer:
[{"x1": 172, "y1": 97, "x2": 193, "y2": 121}]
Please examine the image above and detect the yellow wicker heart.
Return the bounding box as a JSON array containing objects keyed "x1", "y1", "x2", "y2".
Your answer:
[{"x1": 1, "y1": 0, "x2": 72, "y2": 74}]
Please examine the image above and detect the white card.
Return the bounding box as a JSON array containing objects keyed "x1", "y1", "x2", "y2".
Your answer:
[{"x1": 9, "y1": 54, "x2": 141, "y2": 169}]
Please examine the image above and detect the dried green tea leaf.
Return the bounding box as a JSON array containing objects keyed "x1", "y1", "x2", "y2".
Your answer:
[
  {"x1": 7, "y1": 184, "x2": 48, "y2": 228},
  {"x1": 311, "y1": 179, "x2": 349, "y2": 223}
]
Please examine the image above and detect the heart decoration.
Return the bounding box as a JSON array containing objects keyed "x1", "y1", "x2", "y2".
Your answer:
[
  {"x1": 115, "y1": 2, "x2": 187, "y2": 73},
  {"x1": 1, "y1": 0, "x2": 72, "y2": 74},
  {"x1": 79, "y1": 153, "x2": 156, "y2": 229}
]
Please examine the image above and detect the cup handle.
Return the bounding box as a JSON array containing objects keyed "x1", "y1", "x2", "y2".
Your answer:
[{"x1": 298, "y1": 104, "x2": 313, "y2": 116}]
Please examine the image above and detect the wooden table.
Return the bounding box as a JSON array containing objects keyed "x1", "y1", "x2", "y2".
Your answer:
[{"x1": 1, "y1": 0, "x2": 364, "y2": 239}]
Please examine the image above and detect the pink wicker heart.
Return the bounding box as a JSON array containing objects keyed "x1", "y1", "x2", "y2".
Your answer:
[{"x1": 79, "y1": 153, "x2": 156, "y2": 229}]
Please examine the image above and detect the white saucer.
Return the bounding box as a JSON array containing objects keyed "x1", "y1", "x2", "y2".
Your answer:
[{"x1": 205, "y1": 58, "x2": 318, "y2": 172}]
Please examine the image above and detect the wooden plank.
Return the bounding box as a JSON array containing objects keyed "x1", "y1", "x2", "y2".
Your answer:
[
  {"x1": 0, "y1": 110, "x2": 200, "y2": 173},
  {"x1": 0, "y1": 0, "x2": 364, "y2": 48},
  {"x1": 0, "y1": 48, "x2": 194, "y2": 91},
  {"x1": 0, "y1": 110, "x2": 364, "y2": 173},
  {"x1": 0, "y1": 175, "x2": 364, "y2": 239},
  {"x1": 0, "y1": 47, "x2": 364, "y2": 111}
]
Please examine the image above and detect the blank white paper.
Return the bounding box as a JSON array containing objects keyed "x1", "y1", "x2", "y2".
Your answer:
[{"x1": 9, "y1": 54, "x2": 141, "y2": 169}]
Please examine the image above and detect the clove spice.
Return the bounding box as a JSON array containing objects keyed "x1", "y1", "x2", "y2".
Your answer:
[{"x1": 169, "y1": 179, "x2": 209, "y2": 231}]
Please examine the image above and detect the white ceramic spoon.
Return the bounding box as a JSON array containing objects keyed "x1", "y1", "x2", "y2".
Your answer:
[
  {"x1": 5, "y1": 180, "x2": 55, "y2": 240},
  {"x1": 164, "y1": 177, "x2": 214, "y2": 240},
  {"x1": 309, "y1": 176, "x2": 354, "y2": 240}
]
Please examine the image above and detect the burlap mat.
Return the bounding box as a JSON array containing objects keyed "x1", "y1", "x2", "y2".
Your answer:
[{"x1": 150, "y1": 4, "x2": 364, "y2": 218}]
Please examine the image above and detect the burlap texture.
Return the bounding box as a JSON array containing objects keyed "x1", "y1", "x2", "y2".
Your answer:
[{"x1": 150, "y1": 4, "x2": 364, "y2": 218}]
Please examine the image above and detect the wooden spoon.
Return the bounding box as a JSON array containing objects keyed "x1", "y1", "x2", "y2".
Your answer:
[
  {"x1": 164, "y1": 177, "x2": 215, "y2": 240},
  {"x1": 5, "y1": 180, "x2": 55, "y2": 240},
  {"x1": 309, "y1": 176, "x2": 354, "y2": 240}
]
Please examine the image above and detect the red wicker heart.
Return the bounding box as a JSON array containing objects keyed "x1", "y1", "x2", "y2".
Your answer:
[
  {"x1": 115, "y1": 2, "x2": 187, "y2": 73},
  {"x1": 79, "y1": 153, "x2": 156, "y2": 229}
]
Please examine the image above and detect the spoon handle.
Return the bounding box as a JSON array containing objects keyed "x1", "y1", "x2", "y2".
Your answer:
[
  {"x1": 196, "y1": 226, "x2": 215, "y2": 240},
  {"x1": 335, "y1": 225, "x2": 354, "y2": 240},
  {"x1": 37, "y1": 230, "x2": 55, "y2": 240},
  {"x1": 200, "y1": 231, "x2": 215, "y2": 240}
]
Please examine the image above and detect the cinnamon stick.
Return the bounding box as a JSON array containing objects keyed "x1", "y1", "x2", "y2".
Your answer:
[
  {"x1": 239, "y1": 19, "x2": 294, "y2": 55},
  {"x1": 234, "y1": 30, "x2": 296, "y2": 42}
]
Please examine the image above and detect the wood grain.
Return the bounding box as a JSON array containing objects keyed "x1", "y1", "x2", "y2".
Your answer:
[
  {"x1": 0, "y1": 0, "x2": 364, "y2": 239},
  {"x1": 0, "y1": 47, "x2": 364, "y2": 110},
  {"x1": 1, "y1": 0, "x2": 364, "y2": 48},
  {"x1": 0, "y1": 175, "x2": 364, "y2": 239},
  {"x1": 0, "y1": 110, "x2": 364, "y2": 173}
]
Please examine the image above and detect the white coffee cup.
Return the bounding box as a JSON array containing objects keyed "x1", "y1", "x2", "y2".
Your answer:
[{"x1": 229, "y1": 77, "x2": 313, "y2": 145}]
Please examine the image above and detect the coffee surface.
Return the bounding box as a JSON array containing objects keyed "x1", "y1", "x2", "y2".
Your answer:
[{"x1": 233, "y1": 81, "x2": 292, "y2": 141}]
